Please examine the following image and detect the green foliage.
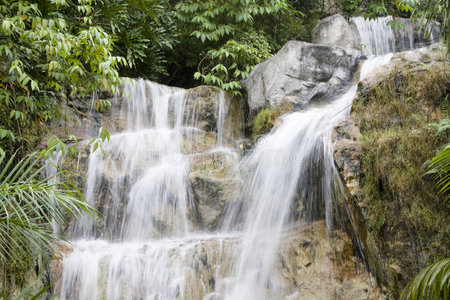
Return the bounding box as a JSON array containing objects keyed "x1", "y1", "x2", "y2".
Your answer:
[
  {"x1": 175, "y1": 0, "x2": 288, "y2": 42},
  {"x1": 174, "y1": 0, "x2": 301, "y2": 93},
  {"x1": 45, "y1": 135, "x2": 78, "y2": 157},
  {"x1": 93, "y1": 0, "x2": 178, "y2": 80},
  {"x1": 194, "y1": 30, "x2": 272, "y2": 95},
  {"x1": 1, "y1": 282, "x2": 54, "y2": 300},
  {"x1": 427, "y1": 118, "x2": 450, "y2": 202},
  {"x1": 0, "y1": 0, "x2": 127, "y2": 155},
  {"x1": 341, "y1": 0, "x2": 360, "y2": 18},
  {"x1": 360, "y1": 0, "x2": 412, "y2": 19},
  {"x1": 88, "y1": 127, "x2": 111, "y2": 157},
  {"x1": 400, "y1": 258, "x2": 450, "y2": 300}
]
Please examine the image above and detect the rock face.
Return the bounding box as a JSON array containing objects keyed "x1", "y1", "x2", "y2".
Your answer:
[
  {"x1": 312, "y1": 14, "x2": 360, "y2": 50},
  {"x1": 333, "y1": 115, "x2": 362, "y2": 199},
  {"x1": 333, "y1": 43, "x2": 449, "y2": 297},
  {"x1": 359, "y1": 43, "x2": 446, "y2": 91},
  {"x1": 243, "y1": 41, "x2": 361, "y2": 115}
]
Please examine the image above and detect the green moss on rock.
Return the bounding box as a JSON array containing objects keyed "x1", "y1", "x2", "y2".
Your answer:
[
  {"x1": 352, "y1": 65, "x2": 450, "y2": 296},
  {"x1": 252, "y1": 105, "x2": 291, "y2": 137}
]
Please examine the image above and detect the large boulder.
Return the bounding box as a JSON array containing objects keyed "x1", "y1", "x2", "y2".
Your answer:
[
  {"x1": 312, "y1": 14, "x2": 360, "y2": 50},
  {"x1": 243, "y1": 41, "x2": 361, "y2": 115}
]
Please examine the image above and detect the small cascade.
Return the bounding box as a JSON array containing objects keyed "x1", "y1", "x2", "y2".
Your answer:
[
  {"x1": 351, "y1": 16, "x2": 438, "y2": 56},
  {"x1": 59, "y1": 79, "x2": 241, "y2": 299},
  {"x1": 222, "y1": 86, "x2": 358, "y2": 299}
]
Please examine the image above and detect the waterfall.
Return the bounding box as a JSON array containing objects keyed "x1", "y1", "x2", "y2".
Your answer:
[
  {"x1": 351, "y1": 16, "x2": 438, "y2": 56},
  {"x1": 59, "y1": 80, "x2": 242, "y2": 299},
  {"x1": 221, "y1": 52, "x2": 393, "y2": 299},
  {"x1": 57, "y1": 16, "x2": 434, "y2": 299}
]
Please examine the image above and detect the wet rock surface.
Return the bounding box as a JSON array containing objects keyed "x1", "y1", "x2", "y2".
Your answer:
[
  {"x1": 188, "y1": 150, "x2": 240, "y2": 230},
  {"x1": 333, "y1": 115, "x2": 362, "y2": 198}
]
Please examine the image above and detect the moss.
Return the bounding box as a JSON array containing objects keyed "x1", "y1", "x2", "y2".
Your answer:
[
  {"x1": 352, "y1": 65, "x2": 450, "y2": 295},
  {"x1": 252, "y1": 105, "x2": 291, "y2": 137}
]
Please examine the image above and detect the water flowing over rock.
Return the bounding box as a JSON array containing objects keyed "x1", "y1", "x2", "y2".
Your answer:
[
  {"x1": 312, "y1": 14, "x2": 360, "y2": 50},
  {"x1": 52, "y1": 15, "x2": 444, "y2": 300},
  {"x1": 350, "y1": 16, "x2": 440, "y2": 56},
  {"x1": 243, "y1": 41, "x2": 361, "y2": 114},
  {"x1": 55, "y1": 58, "x2": 384, "y2": 298},
  {"x1": 69, "y1": 80, "x2": 243, "y2": 240}
]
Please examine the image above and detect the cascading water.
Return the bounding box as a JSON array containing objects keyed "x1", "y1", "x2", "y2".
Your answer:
[
  {"x1": 59, "y1": 79, "x2": 241, "y2": 299},
  {"x1": 221, "y1": 53, "x2": 393, "y2": 299},
  {"x1": 351, "y1": 16, "x2": 438, "y2": 56},
  {"x1": 57, "y1": 17, "x2": 435, "y2": 300}
]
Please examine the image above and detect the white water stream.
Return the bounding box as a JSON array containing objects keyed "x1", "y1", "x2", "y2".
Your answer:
[
  {"x1": 351, "y1": 16, "x2": 438, "y2": 56},
  {"x1": 57, "y1": 17, "x2": 434, "y2": 300}
]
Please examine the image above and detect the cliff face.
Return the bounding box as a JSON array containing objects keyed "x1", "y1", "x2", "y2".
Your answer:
[{"x1": 333, "y1": 43, "x2": 450, "y2": 297}]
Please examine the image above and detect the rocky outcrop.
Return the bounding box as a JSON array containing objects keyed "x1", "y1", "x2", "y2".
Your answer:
[
  {"x1": 359, "y1": 43, "x2": 446, "y2": 91},
  {"x1": 243, "y1": 41, "x2": 361, "y2": 115},
  {"x1": 312, "y1": 14, "x2": 360, "y2": 50},
  {"x1": 333, "y1": 115, "x2": 362, "y2": 199},
  {"x1": 333, "y1": 43, "x2": 449, "y2": 297}
]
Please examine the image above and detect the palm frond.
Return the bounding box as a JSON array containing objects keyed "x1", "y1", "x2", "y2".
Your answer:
[
  {"x1": 401, "y1": 258, "x2": 450, "y2": 300},
  {"x1": 428, "y1": 141, "x2": 450, "y2": 202},
  {"x1": 0, "y1": 151, "x2": 95, "y2": 263}
]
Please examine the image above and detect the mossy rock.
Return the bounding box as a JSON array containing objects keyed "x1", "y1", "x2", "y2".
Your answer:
[
  {"x1": 252, "y1": 105, "x2": 291, "y2": 137},
  {"x1": 349, "y1": 64, "x2": 450, "y2": 296}
]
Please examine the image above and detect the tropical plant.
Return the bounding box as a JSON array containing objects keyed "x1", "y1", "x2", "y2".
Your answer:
[
  {"x1": 194, "y1": 30, "x2": 272, "y2": 96},
  {"x1": 404, "y1": 0, "x2": 449, "y2": 53},
  {"x1": 427, "y1": 118, "x2": 450, "y2": 202},
  {"x1": 0, "y1": 282, "x2": 54, "y2": 300},
  {"x1": 400, "y1": 258, "x2": 450, "y2": 300},
  {"x1": 0, "y1": 150, "x2": 94, "y2": 269}
]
